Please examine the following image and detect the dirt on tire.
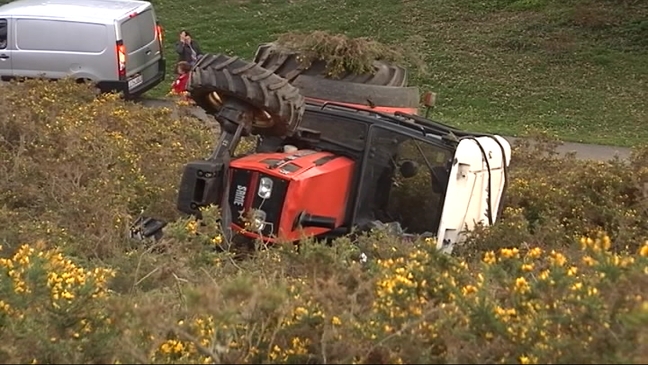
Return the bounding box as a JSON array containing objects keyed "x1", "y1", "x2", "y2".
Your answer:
[
  {"x1": 253, "y1": 42, "x2": 408, "y2": 87},
  {"x1": 188, "y1": 53, "x2": 306, "y2": 137},
  {"x1": 253, "y1": 43, "x2": 419, "y2": 110}
]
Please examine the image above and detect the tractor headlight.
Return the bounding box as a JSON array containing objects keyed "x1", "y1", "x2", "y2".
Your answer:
[
  {"x1": 258, "y1": 177, "x2": 273, "y2": 199},
  {"x1": 250, "y1": 209, "x2": 267, "y2": 231}
]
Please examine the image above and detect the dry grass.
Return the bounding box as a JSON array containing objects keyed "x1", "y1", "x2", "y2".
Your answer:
[
  {"x1": 274, "y1": 30, "x2": 427, "y2": 78},
  {"x1": 1, "y1": 80, "x2": 648, "y2": 364}
]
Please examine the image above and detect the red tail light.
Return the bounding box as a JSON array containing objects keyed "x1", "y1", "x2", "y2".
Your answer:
[
  {"x1": 155, "y1": 23, "x2": 163, "y2": 44},
  {"x1": 116, "y1": 41, "x2": 126, "y2": 79}
]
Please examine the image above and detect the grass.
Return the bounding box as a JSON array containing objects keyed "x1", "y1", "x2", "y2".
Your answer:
[{"x1": 148, "y1": 0, "x2": 647, "y2": 147}]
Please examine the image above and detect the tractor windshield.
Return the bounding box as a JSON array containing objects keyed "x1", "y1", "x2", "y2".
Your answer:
[{"x1": 355, "y1": 125, "x2": 454, "y2": 235}]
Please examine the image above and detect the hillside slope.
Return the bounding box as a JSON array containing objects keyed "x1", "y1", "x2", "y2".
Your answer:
[
  {"x1": 151, "y1": 0, "x2": 647, "y2": 146},
  {"x1": 0, "y1": 0, "x2": 644, "y2": 146}
]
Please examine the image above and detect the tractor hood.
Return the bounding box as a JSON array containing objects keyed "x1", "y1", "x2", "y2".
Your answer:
[
  {"x1": 436, "y1": 135, "x2": 512, "y2": 254},
  {"x1": 227, "y1": 149, "x2": 355, "y2": 242}
]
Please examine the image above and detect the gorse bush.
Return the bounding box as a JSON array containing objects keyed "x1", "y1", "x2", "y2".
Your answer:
[
  {"x1": 0, "y1": 243, "x2": 116, "y2": 363},
  {"x1": 458, "y1": 134, "x2": 648, "y2": 259},
  {"x1": 0, "y1": 81, "x2": 647, "y2": 364},
  {"x1": 3, "y1": 227, "x2": 647, "y2": 364},
  {"x1": 0, "y1": 79, "x2": 214, "y2": 258}
]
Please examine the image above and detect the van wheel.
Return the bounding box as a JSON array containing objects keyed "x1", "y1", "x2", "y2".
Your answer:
[
  {"x1": 188, "y1": 53, "x2": 305, "y2": 137},
  {"x1": 76, "y1": 78, "x2": 102, "y2": 96}
]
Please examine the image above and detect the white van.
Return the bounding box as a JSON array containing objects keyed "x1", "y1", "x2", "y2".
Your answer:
[{"x1": 0, "y1": 0, "x2": 166, "y2": 98}]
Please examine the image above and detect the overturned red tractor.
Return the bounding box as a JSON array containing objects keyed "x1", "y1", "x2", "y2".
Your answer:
[{"x1": 135, "y1": 47, "x2": 511, "y2": 254}]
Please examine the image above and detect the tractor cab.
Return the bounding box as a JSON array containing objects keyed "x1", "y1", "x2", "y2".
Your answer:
[
  {"x1": 230, "y1": 102, "x2": 511, "y2": 253},
  {"x1": 164, "y1": 53, "x2": 511, "y2": 254}
]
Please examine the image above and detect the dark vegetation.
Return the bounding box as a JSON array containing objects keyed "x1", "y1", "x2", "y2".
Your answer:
[{"x1": 0, "y1": 79, "x2": 647, "y2": 364}]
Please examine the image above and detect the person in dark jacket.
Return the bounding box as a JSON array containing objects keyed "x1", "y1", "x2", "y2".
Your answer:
[{"x1": 175, "y1": 30, "x2": 203, "y2": 66}]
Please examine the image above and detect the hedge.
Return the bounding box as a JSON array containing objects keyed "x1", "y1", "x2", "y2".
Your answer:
[{"x1": 0, "y1": 80, "x2": 647, "y2": 364}]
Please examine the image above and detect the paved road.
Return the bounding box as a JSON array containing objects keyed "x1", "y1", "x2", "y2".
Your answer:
[
  {"x1": 506, "y1": 137, "x2": 631, "y2": 161},
  {"x1": 138, "y1": 98, "x2": 633, "y2": 162}
]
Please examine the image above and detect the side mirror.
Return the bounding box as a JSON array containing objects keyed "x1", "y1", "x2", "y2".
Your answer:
[{"x1": 399, "y1": 160, "x2": 419, "y2": 179}]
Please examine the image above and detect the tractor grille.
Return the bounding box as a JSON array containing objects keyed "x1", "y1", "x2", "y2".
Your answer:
[{"x1": 228, "y1": 168, "x2": 289, "y2": 237}]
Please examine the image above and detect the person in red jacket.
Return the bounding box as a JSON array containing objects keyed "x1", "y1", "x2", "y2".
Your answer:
[{"x1": 170, "y1": 61, "x2": 192, "y2": 97}]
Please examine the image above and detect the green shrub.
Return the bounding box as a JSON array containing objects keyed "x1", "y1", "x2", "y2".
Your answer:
[
  {"x1": 1, "y1": 81, "x2": 647, "y2": 364},
  {"x1": 0, "y1": 79, "x2": 214, "y2": 258}
]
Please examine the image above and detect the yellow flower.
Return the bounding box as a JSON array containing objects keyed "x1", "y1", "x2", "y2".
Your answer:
[
  {"x1": 526, "y1": 247, "x2": 543, "y2": 259},
  {"x1": 579, "y1": 237, "x2": 594, "y2": 250},
  {"x1": 639, "y1": 243, "x2": 648, "y2": 257},
  {"x1": 499, "y1": 247, "x2": 520, "y2": 259},
  {"x1": 294, "y1": 306, "x2": 309, "y2": 318},
  {"x1": 483, "y1": 251, "x2": 496, "y2": 265},
  {"x1": 494, "y1": 306, "x2": 517, "y2": 319},
  {"x1": 186, "y1": 220, "x2": 198, "y2": 234},
  {"x1": 519, "y1": 355, "x2": 537, "y2": 364},
  {"x1": 461, "y1": 285, "x2": 478, "y2": 296},
  {"x1": 601, "y1": 235, "x2": 612, "y2": 250},
  {"x1": 331, "y1": 316, "x2": 342, "y2": 326},
  {"x1": 514, "y1": 277, "x2": 530, "y2": 294},
  {"x1": 549, "y1": 250, "x2": 567, "y2": 267}
]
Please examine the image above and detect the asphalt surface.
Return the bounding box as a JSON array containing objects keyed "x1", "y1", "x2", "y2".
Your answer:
[{"x1": 138, "y1": 98, "x2": 634, "y2": 162}]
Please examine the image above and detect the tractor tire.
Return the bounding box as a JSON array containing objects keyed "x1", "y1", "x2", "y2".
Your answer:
[
  {"x1": 253, "y1": 42, "x2": 420, "y2": 110},
  {"x1": 188, "y1": 53, "x2": 306, "y2": 137},
  {"x1": 253, "y1": 42, "x2": 408, "y2": 87},
  {"x1": 292, "y1": 76, "x2": 420, "y2": 109}
]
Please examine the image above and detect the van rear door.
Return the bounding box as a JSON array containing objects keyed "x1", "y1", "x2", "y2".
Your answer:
[{"x1": 117, "y1": 4, "x2": 161, "y2": 90}]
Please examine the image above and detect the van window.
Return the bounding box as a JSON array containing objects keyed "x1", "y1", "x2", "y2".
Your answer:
[
  {"x1": 0, "y1": 19, "x2": 7, "y2": 49},
  {"x1": 16, "y1": 19, "x2": 106, "y2": 53},
  {"x1": 120, "y1": 9, "x2": 156, "y2": 51}
]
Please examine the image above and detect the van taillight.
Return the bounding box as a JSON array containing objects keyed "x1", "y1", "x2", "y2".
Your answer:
[
  {"x1": 116, "y1": 42, "x2": 126, "y2": 79},
  {"x1": 156, "y1": 23, "x2": 163, "y2": 44}
]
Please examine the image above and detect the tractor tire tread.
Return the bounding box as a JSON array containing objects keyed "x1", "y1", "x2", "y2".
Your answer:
[
  {"x1": 253, "y1": 42, "x2": 409, "y2": 87},
  {"x1": 188, "y1": 53, "x2": 305, "y2": 137}
]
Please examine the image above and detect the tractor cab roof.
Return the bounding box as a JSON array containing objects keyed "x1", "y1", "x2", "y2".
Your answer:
[{"x1": 297, "y1": 100, "x2": 494, "y2": 156}]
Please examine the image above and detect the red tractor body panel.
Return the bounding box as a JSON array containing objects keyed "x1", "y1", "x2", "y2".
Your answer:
[
  {"x1": 229, "y1": 150, "x2": 355, "y2": 242},
  {"x1": 305, "y1": 96, "x2": 419, "y2": 115}
]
